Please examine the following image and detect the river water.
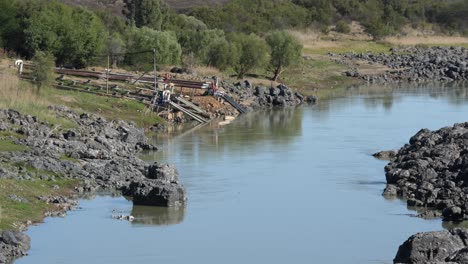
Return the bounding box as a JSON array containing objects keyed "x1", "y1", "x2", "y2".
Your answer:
[{"x1": 16, "y1": 82, "x2": 468, "y2": 264}]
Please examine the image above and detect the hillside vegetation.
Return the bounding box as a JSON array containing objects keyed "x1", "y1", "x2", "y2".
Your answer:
[{"x1": 1, "y1": 0, "x2": 467, "y2": 95}]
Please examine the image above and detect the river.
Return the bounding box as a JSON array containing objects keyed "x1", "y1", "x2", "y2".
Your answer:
[{"x1": 15, "y1": 81, "x2": 468, "y2": 264}]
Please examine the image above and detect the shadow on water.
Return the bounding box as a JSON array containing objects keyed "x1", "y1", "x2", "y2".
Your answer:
[{"x1": 131, "y1": 206, "x2": 185, "y2": 227}]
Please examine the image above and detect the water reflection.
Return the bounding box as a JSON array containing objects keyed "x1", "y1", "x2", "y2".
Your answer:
[
  {"x1": 131, "y1": 206, "x2": 185, "y2": 226},
  {"x1": 143, "y1": 108, "x2": 303, "y2": 162},
  {"x1": 315, "y1": 81, "x2": 468, "y2": 113}
]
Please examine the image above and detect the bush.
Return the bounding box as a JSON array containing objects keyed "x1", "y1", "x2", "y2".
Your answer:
[
  {"x1": 206, "y1": 39, "x2": 237, "y2": 71},
  {"x1": 335, "y1": 20, "x2": 351, "y2": 34},
  {"x1": 32, "y1": 51, "x2": 55, "y2": 90},
  {"x1": 364, "y1": 19, "x2": 391, "y2": 40}
]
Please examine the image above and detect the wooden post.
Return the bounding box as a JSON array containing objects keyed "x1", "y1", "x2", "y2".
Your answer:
[{"x1": 106, "y1": 55, "x2": 109, "y2": 94}]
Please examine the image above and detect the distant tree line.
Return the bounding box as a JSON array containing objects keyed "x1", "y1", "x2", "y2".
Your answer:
[
  {"x1": 0, "y1": 0, "x2": 466, "y2": 80},
  {"x1": 190, "y1": 0, "x2": 468, "y2": 38}
]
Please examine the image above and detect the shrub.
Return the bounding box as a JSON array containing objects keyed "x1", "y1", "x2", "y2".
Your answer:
[
  {"x1": 32, "y1": 51, "x2": 55, "y2": 90},
  {"x1": 335, "y1": 20, "x2": 351, "y2": 34}
]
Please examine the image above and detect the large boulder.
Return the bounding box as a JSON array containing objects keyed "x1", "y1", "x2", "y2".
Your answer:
[
  {"x1": 0, "y1": 231, "x2": 31, "y2": 262},
  {"x1": 146, "y1": 162, "x2": 179, "y2": 182},
  {"x1": 394, "y1": 228, "x2": 468, "y2": 264},
  {"x1": 373, "y1": 150, "x2": 397, "y2": 160},
  {"x1": 124, "y1": 179, "x2": 186, "y2": 207}
]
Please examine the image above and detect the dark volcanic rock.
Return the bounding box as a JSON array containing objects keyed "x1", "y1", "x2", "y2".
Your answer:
[
  {"x1": 222, "y1": 82, "x2": 308, "y2": 110},
  {"x1": 146, "y1": 162, "x2": 179, "y2": 182},
  {"x1": 124, "y1": 179, "x2": 186, "y2": 207},
  {"x1": 383, "y1": 122, "x2": 468, "y2": 221},
  {"x1": 373, "y1": 150, "x2": 397, "y2": 160},
  {"x1": 123, "y1": 162, "x2": 187, "y2": 207},
  {"x1": 394, "y1": 228, "x2": 468, "y2": 264},
  {"x1": 0, "y1": 231, "x2": 31, "y2": 263}
]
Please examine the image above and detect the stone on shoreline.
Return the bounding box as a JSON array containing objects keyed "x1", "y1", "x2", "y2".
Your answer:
[
  {"x1": 125, "y1": 179, "x2": 187, "y2": 207},
  {"x1": 0, "y1": 231, "x2": 31, "y2": 263},
  {"x1": 394, "y1": 228, "x2": 468, "y2": 264},
  {"x1": 373, "y1": 150, "x2": 397, "y2": 160},
  {"x1": 123, "y1": 162, "x2": 187, "y2": 207}
]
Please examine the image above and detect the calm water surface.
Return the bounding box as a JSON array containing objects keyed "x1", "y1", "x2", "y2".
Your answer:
[{"x1": 16, "y1": 82, "x2": 468, "y2": 264}]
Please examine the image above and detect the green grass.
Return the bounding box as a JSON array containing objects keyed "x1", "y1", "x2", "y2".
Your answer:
[
  {"x1": 304, "y1": 40, "x2": 392, "y2": 55},
  {"x1": 281, "y1": 55, "x2": 360, "y2": 96},
  {"x1": 0, "y1": 131, "x2": 25, "y2": 139},
  {"x1": 41, "y1": 86, "x2": 163, "y2": 128},
  {"x1": 0, "y1": 140, "x2": 28, "y2": 152},
  {"x1": 60, "y1": 155, "x2": 79, "y2": 163},
  {"x1": 0, "y1": 178, "x2": 79, "y2": 231}
]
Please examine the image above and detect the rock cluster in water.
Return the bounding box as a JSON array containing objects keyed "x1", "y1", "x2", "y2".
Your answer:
[
  {"x1": 333, "y1": 46, "x2": 468, "y2": 83},
  {"x1": 383, "y1": 122, "x2": 468, "y2": 222},
  {"x1": 394, "y1": 228, "x2": 468, "y2": 264},
  {"x1": 0, "y1": 106, "x2": 186, "y2": 262}
]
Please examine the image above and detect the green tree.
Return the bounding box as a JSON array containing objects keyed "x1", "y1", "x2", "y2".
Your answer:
[
  {"x1": 106, "y1": 33, "x2": 126, "y2": 68},
  {"x1": 125, "y1": 27, "x2": 181, "y2": 68},
  {"x1": 168, "y1": 14, "x2": 207, "y2": 31},
  {"x1": 364, "y1": 19, "x2": 390, "y2": 40},
  {"x1": 190, "y1": 0, "x2": 309, "y2": 34},
  {"x1": 32, "y1": 51, "x2": 55, "y2": 90},
  {"x1": 24, "y1": 2, "x2": 107, "y2": 68},
  {"x1": 123, "y1": 0, "x2": 169, "y2": 30},
  {"x1": 0, "y1": 0, "x2": 23, "y2": 53},
  {"x1": 177, "y1": 29, "x2": 225, "y2": 63},
  {"x1": 266, "y1": 31, "x2": 302, "y2": 81},
  {"x1": 230, "y1": 33, "x2": 269, "y2": 79}
]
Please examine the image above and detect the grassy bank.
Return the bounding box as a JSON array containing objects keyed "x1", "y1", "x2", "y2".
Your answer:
[
  {"x1": 0, "y1": 177, "x2": 79, "y2": 231},
  {"x1": 0, "y1": 126, "x2": 79, "y2": 231},
  {"x1": 0, "y1": 65, "x2": 163, "y2": 128}
]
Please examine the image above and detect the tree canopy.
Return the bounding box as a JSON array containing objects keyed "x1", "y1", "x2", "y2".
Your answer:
[{"x1": 24, "y1": 1, "x2": 106, "y2": 67}]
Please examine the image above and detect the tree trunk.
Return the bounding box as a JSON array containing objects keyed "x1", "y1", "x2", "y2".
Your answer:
[{"x1": 272, "y1": 65, "x2": 282, "y2": 82}]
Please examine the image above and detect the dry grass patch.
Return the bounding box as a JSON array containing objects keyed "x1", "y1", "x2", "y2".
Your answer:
[{"x1": 384, "y1": 36, "x2": 468, "y2": 47}]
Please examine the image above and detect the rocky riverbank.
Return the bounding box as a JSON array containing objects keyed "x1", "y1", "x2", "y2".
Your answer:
[
  {"x1": 383, "y1": 122, "x2": 468, "y2": 222},
  {"x1": 223, "y1": 81, "x2": 316, "y2": 110},
  {"x1": 332, "y1": 46, "x2": 468, "y2": 83},
  {"x1": 0, "y1": 106, "x2": 186, "y2": 263},
  {"x1": 382, "y1": 122, "x2": 468, "y2": 263}
]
